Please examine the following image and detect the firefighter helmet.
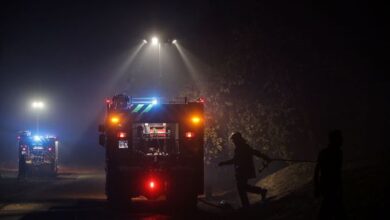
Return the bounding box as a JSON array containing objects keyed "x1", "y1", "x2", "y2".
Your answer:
[{"x1": 230, "y1": 132, "x2": 243, "y2": 142}]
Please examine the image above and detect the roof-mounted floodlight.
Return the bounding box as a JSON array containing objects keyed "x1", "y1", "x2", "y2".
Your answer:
[
  {"x1": 32, "y1": 101, "x2": 45, "y2": 109},
  {"x1": 151, "y1": 37, "x2": 159, "y2": 46}
]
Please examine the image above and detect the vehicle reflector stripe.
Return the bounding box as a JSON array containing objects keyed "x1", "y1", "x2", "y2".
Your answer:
[
  {"x1": 142, "y1": 104, "x2": 153, "y2": 113},
  {"x1": 132, "y1": 104, "x2": 144, "y2": 113}
]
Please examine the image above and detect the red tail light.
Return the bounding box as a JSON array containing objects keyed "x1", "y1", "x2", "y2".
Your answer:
[
  {"x1": 146, "y1": 178, "x2": 158, "y2": 191},
  {"x1": 149, "y1": 181, "x2": 155, "y2": 189},
  {"x1": 117, "y1": 132, "x2": 127, "y2": 138},
  {"x1": 143, "y1": 175, "x2": 164, "y2": 199},
  {"x1": 185, "y1": 131, "x2": 195, "y2": 138}
]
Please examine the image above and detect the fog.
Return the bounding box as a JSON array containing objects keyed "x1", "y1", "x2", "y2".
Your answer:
[
  {"x1": 0, "y1": 1, "x2": 203, "y2": 169},
  {"x1": 0, "y1": 1, "x2": 386, "y2": 173},
  {"x1": 0, "y1": 41, "x2": 196, "y2": 169}
]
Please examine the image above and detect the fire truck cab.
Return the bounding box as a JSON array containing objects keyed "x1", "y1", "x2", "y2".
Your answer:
[
  {"x1": 98, "y1": 95, "x2": 204, "y2": 208},
  {"x1": 17, "y1": 131, "x2": 59, "y2": 176}
]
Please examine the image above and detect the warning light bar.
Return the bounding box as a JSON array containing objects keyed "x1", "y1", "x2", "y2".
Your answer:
[
  {"x1": 129, "y1": 97, "x2": 192, "y2": 105},
  {"x1": 131, "y1": 97, "x2": 159, "y2": 105},
  {"x1": 110, "y1": 96, "x2": 205, "y2": 106}
]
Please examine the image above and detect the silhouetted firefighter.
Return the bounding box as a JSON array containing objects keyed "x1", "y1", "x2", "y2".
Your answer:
[
  {"x1": 18, "y1": 154, "x2": 27, "y2": 180},
  {"x1": 219, "y1": 132, "x2": 270, "y2": 208},
  {"x1": 314, "y1": 130, "x2": 345, "y2": 219}
]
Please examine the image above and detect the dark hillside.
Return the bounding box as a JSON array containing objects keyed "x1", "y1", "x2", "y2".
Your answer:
[{"x1": 208, "y1": 160, "x2": 385, "y2": 219}]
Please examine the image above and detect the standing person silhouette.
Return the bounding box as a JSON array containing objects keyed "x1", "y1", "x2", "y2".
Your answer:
[
  {"x1": 219, "y1": 132, "x2": 271, "y2": 208},
  {"x1": 314, "y1": 130, "x2": 346, "y2": 219},
  {"x1": 18, "y1": 154, "x2": 27, "y2": 180}
]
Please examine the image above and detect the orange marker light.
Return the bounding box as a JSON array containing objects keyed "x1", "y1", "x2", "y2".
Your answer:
[
  {"x1": 191, "y1": 116, "x2": 201, "y2": 124},
  {"x1": 110, "y1": 116, "x2": 120, "y2": 124}
]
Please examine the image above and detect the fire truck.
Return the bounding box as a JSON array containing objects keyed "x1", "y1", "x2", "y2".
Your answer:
[
  {"x1": 98, "y1": 95, "x2": 204, "y2": 208},
  {"x1": 18, "y1": 131, "x2": 59, "y2": 176}
]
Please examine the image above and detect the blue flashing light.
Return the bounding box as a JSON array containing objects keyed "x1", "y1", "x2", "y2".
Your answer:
[
  {"x1": 33, "y1": 135, "x2": 41, "y2": 142},
  {"x1": 131, "y1": 97, "x2": 159, "y2": 105}
]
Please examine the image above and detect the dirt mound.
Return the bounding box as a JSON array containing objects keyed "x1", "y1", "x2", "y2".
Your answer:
[
  {"x1": 243, "y1": 160, "x2": 385, "y2": 219},
  {"x1": 251, "y1": 163, "x2": 315, "y2": 202}
]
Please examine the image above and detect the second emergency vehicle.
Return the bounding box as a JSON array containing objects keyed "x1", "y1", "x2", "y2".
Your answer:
[{"x1": 18, "y1": 131, "x2": 59, "y2": 176}]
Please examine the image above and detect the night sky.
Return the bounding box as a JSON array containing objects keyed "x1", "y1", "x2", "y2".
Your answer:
[{"x1": 0, "y1": 0, "x2": 386, "y2": 167}]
